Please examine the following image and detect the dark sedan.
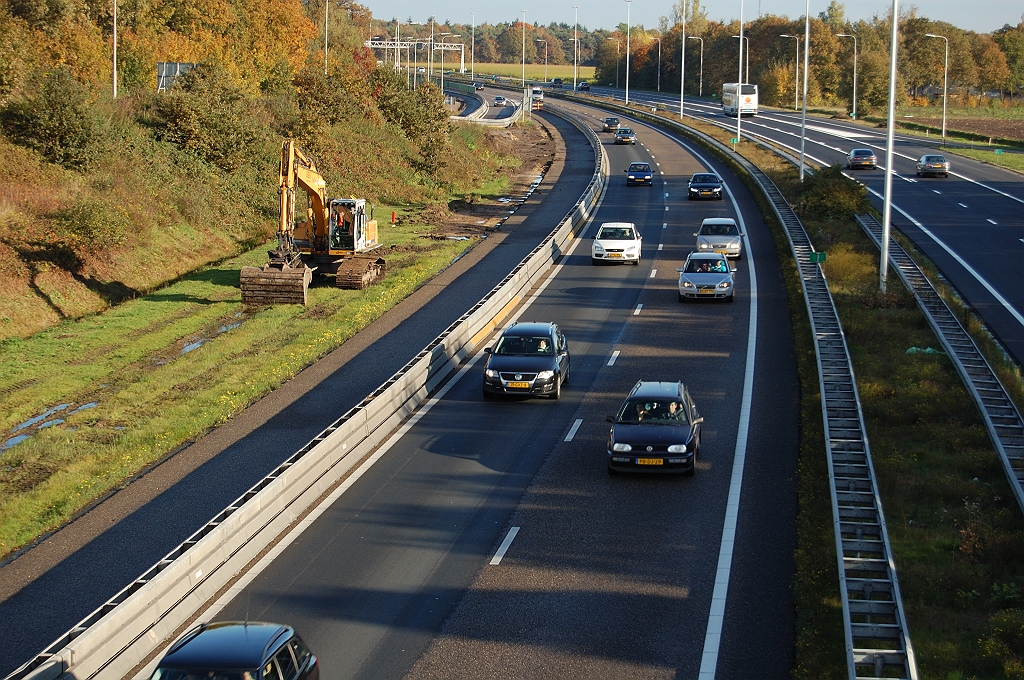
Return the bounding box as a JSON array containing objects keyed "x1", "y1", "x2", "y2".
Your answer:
[
  {"x1": 151, "y1": 622, "x2": 318, "y2": 680},
  {"x1": 846, "y1": 148, "x2": 878, "y2": 169},
  {"x1": 602, "y1": 117, "x2": 620, "y2": 132},
  {"x1": 687, "y1": 173, "x2": 724, "y2": 200},
  {"x1": 482, "y1": 322, "x2": 570, "y2": 399},
  {"x1": 607, "y1": 381, "x2": 703, "y2": 474},
  {"x1": 625, "y1": 162, "x2": 653, "y2": 186}
]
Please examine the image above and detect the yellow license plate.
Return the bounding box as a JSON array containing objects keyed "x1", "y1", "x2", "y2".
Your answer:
[
  {"x1": 714, "y1": 249, "x2": 729, "y2": 254},
  {"x1": 636, "y1": 457, "x2": 664, "y2": 465},
  {"x1": 608, "y1": 253, "x2": 622, "y2": 258},
  {"x1": 507, "y1": 381, "x2": 530, "y2": 389}
]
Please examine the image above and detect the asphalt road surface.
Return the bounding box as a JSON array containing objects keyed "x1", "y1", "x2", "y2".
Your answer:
[
  {"x1": 211, "y1": 101, "x2": 800, "y2": 679},
  {"x1": 585, "y1": 85, "x2": 1024, "y2": 371},
  {"x1": 0, "y1": 111, "x2": 593, "y2": 678}
]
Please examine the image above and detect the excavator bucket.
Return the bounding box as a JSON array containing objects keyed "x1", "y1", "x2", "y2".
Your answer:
[
  {"x1": 240, "y1": 263, "x2": 313, "y2": 305},
  {"x1": 336, "y1": 255, "x2": 387, "y2": 290}
]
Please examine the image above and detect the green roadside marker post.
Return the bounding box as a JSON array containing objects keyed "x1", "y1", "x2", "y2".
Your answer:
[
  {"x1": 995, "y1": 149, "x2": 1004, "y2": 155},
  {"x1": 809, "y1": 251, "x2": 826, "y2": 263},
  {"x1": 731, "y1": 137, "x2": 738, "y2": 151}
]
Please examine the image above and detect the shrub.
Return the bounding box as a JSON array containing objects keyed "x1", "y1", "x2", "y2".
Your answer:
[
  {"x1": 1, "y1": 67, "x2": 96, "y2": 169},
  {"x1": 793, "y1": 164, "x2": 869, "y2": 222},
  {"x1": 981, "y1": 609, "x2": 1024, "y2": 678},
  {"x1": 51, "y1": 200, "x2": 132, "y2": 252},
  {"x1": 153, "y1": 63, "x2": 266, "y2": 171}
]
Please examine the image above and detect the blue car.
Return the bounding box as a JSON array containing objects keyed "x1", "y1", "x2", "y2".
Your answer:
[{"x1": 625, "y1": 162, "x2": 653, "y2": 186}]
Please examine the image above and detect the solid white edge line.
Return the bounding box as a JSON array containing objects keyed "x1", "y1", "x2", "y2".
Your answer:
[
  {"x1": 608, "y1": 350, "x2": 620, "y2": 366},
  {"x1": 565, "y1": 418, "x2": 583, "y2": 442},
  {"x1": 489, "y1": 526, "x2": 521, "y2": 565},
  {"x1": 863, "y1": 185, "x2": 1024, "y2": 329}
]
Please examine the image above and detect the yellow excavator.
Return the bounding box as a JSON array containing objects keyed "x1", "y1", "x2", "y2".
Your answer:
[{"x1": 239, "y1": 140, "x2": 387, "y2": 305}]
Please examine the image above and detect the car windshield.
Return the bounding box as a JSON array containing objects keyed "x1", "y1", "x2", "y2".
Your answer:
[
  {"x1": 700, "y1": 223, "x2": 738, "y2": 236},
  {"x1": 597, "y1": 227, "x2": 635, "y2": 240},
  {"x1": 684, "y1": 258, "x2": 729, "y2": 273},
  {"x1": 617, "y1": 399, "x2": 687, "y2": 424},
  {"x1": 691, "y1": 175, "x2": 719, "y2": 184},
  {"x1": 617, "y1": 128, "x2": 633, "y2": 134},
  {"x1": 629, "y1": 164, "x2": 650, "y2": 172},
  {"x1": 151, "y1": 669, "x2": 254, "y2": 680},
  {"x1": 493, "y1": 335, "x2": 553, "y2": 355}
]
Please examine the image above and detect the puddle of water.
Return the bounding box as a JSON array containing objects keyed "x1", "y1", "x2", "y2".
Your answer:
[
  {"x1": 1, "y1": 435, "x2": 30, "y2": 451},
  {"x1": 181, "y1": 339, "x2": 207, "y2": 354},
  {"x1": 217, "y1": 321, "x2": 241, "y2": 334},
  {"x1": 70, "y1": 402, "x2": 98, "y2": 414},
  {"x1": 13, "y1": 404, "x2": 70, "y2": 432},
  {"x1": 38, "y1": 419, "x2": 64, "y2": 429}
]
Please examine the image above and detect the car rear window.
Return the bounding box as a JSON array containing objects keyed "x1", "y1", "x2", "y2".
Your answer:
[
  {"x1": 494, "y1": 335, "x2": 553, "y2": 355},
  {"x1": 852, "y1": 150, "x2": 873, "y2": 157},
  {"x1": 684, "y1": 258, "x2": 729, "y2": 273},
  {"x1": 597, "y1": 226, "x2": 635, "y2": 240},
  {"x1": 925, "y1": 156, "x2": 946, "y2": 163},
  {"x1": 700, "y1": 222, "x2": 738, "y2": 236}
]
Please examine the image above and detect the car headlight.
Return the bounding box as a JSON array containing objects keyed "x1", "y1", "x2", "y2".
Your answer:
[
  {"x1": 485, "y1": 369, "x2": 499, "y2": 378},
  {"x1": 667, "y1": 444, "x2": 688, "y2": 453},
  {"x1": 537, "y1": 370, "x2": 555, "y2": 380},
  {"x1": 718, "y1": 281, "x2": 732, "y2": 289},
  {"x1": 680, "y1": 280, "x2": 694, "y2": 288},
  {"x1": 594, "y1": 244, "x2": 605, "y2": 253},
  {"x1": 625, "y1": 246, "x2": 636, "y2": 252},
  {"x1": 689, "y1": 187, "x2": 698, "y2": 193},
  {"x1": 612, "y1": 443, "x2": 632, "y2": 452},
  {"x1": 699, "y1": 243, "x2": 711, "y2": 249},
  {"x1": 628, "y1": 175, "x2": 635, "y2": 179}
]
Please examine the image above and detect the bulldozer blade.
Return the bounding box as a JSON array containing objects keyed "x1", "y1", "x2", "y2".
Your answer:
[
  {"x1": 240, "y1": 264, "x2": 312, "y2": 305},
  {"x1": 336, "y1": 255, "x2": 387, "y2": 290}
]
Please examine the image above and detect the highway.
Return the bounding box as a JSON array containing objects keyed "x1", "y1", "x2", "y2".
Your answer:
[
  {"x1": 582, "y1": 85, "x2": 1024, "y2": 370},
  {"x1": 208, "y1": 97, "x2": 801, "y2": 678},
  {"x1": 0, "y1": 111, "x2": 593, "y2": 677}
]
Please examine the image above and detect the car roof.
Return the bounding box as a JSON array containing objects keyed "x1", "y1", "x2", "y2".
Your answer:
[
  {"x1": 700, "y1": 217, "x2": 736, "y2": 225},
  {"x1": 159, "y1": 622, "x2": 291, "y2": 669},
  {"x1": 629, "y1": 381, "x2": 684, "y2": 399},
  {"x1": 503, "y1": 321, "x2": 556, "y2": 336},
  {"x1": 617, "y1": 128, "x2": 634, "y2": 132},
  {"x1": 922, "y1": 154, "x2": 946, "y2": 160},
  {"x1": 850, "y1": 148, "x2": 874, "y2": 154},
  {"x1": 690, "y1": 174, "x2": 720, "y2": 180},
  {"x1": 686, "y1": 252, "x2": 729, "y2": 260},
  {"x1": 630, "y1": 162, "x2": 651, "y2": 168},
  {"x1": 604, "y1": 116, "x2": 618, "y2": 121}
]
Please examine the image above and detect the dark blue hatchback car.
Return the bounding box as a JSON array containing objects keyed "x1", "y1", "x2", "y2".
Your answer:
[
  {"x1": 151, "y1": 622, "x2": 318, "y2": 680},
  {"x1": 607, "y1": 381, "x2": 703, "y2": 475}
]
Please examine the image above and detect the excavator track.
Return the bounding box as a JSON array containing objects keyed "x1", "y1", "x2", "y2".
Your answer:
[
  {"x1": 240, "y1": 263, "x2": 313, "y2": 305},
  {"x1": 336, "y1": 255, "x2": 387, "y2": 290}
]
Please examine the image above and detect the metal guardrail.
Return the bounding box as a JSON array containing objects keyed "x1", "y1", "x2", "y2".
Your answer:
[
  {"x1": 557, "y1": 94, "x2": 919, "y2": 680},
  {"x1": 10, "y1": 107, "x2": 605, "y2": 680},
  {"x1": 855, "y1": 214, "x2": 1024, "y2": 513}
]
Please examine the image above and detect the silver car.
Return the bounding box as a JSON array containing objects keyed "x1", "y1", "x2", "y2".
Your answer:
[
  {"x1": 677, "y1": 253, "x2": 736, "y2": 302},
  {"x1": 916, "y1": 154, "x2": 950, "y2": 177},
  {"x1": 694, "y1": 217, "x2": 744, "y2": 259}
]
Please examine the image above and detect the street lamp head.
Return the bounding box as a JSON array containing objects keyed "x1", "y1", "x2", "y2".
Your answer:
[
  {"x1": 836, "y1": 33, "x2": 852, "y2": 37},
  {"x1": 780, "y1": 33, "x2": 794, "y2": 38}
]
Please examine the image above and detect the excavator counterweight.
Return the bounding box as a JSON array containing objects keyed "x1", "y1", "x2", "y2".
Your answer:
[{"x1": 239, "y1": 140, "x2": 385, "y2": 305}]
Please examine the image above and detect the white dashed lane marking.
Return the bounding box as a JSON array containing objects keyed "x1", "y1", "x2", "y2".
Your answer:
[
  {"x1": 565, "y1": 419, "x2": 583, "y2": 442},
  {"x1": 658, "y1": 244, "x2": 664, "y2": 251},
  {"x1": 958, "y1": 202, "x2": 968, "y2": 208},
  {"x1": 608, "y1": 350, "x2": 620, "y2": 366},
  {"x1": 987, "y1": 218, "x2": 998, "y2": 224},
  {"x1": 634, "y1": 304, "x2": 643, "y2": 315},
  {"x1": 490, "y1": 527, "x2": 520, "y2": 565},
  {"x1": 650, "y1": 269, "x2": 657, "y2": 278}
]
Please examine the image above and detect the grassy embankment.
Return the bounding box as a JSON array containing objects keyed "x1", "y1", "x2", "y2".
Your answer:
[
  {"x1": 652, "y1": 109, "x2": 1024, "y2": 677},
  {"x1": 472, "y1": 63, "x2": 595, "y2": 82}
]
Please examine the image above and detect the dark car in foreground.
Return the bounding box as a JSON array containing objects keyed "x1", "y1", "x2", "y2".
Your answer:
[
  {"x1": 151, "y1": 622, "x2": 318, "y2": 680},
  {"x1": 625, "y1": 162, "x2": 653, "y2": 186},
  {"x1": 916, "y1": 154, "x2": 950, "y2": 177},
  {"x1": 607, "y1": 381, "x2": 703, "y2": 475},
  {"x1": 846, "y1": 148, "x2": 877, "y2": 169},
  {"x1": 687, "y1": 173, "x2": 724, "y2": 200},
  {"x1": 483, "y1": 322, "x2": 570, "y2": 399},
  {"x1": 602, "y1": 116, "x2": 620, "y2": 132}
]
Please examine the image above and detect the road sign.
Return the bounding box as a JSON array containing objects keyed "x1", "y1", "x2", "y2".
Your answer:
[
  {"x1": 809, "y1": 251, "x2": 826, "y2": 263},
  {"x1": 730, "y1": 138, "x2": 738, "y2": 144},
  {"x1": 995, "y1": 149, "x2": 1004, "y2": 155}
]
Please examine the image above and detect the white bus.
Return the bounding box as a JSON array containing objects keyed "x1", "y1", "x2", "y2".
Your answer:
[{"x1": 722, "y1": 83, "x2": 758, "y2": 117}]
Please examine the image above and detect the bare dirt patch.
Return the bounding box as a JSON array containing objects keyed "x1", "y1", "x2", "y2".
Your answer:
[{"x1": 909, "y1": 117, "x2": 1024, "y2": 142}]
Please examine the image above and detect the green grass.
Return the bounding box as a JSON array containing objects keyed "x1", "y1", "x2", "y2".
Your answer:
[
  {"x1": 0, "y1": 219, "x2": 475, "y2": 558},
  {"x1": 472, "y1": 63, "x2": 595, "y2": 82},
  {"x1": 946, "y1": 148, "x2": 1024, "y2": 175}
]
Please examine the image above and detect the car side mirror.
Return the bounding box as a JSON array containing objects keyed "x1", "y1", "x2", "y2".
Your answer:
[
  {"x1": 606, "y1": 415, "x2": 615, "y2": 423},
  {"x1": 484, "y1": 347, "x2": 492, "y2": 354},
  {"x1": 731, "y1": 267, "x2": 738, "y2": 273},
  {"x1": 692, "y1": 416, "x2": 704, "y2": 425},
  {"x1": 692, "y1": 233, "x2": 698, "y2": 237}
]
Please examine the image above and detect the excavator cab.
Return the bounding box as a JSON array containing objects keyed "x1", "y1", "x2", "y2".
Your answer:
[{"x1": 329, "y1": 199, "x2": 377, "y2": 254}]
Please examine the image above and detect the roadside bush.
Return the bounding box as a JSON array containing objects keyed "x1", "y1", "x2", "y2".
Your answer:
[
  {"x1": 982, "y1": 609, "x2": 1024, "y2": 678},
  {"x1": 1, "y1": 67, "x2": 96, "y2": 169},
  {"x1": 50, "y1": 200, "x2": 132, "y2": 252},
  {"x1": 153, "y1": 63, "x2": 267, "y2": 171},
  {"x1": 793, "y1": 164, "x2": 869, "y2": 221}
]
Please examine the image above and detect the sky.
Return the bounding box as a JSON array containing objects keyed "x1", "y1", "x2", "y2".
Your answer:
[{"x1": 368, "y1": 1, "x2": 1023, "y2": 36}]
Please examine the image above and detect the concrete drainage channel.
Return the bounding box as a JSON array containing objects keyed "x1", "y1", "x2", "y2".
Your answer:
[
  {"x1": 554, "y1": 94, "x2": 919, "y2": 679},
  {"x1": 9, "y1": 106, "x2": 605, "y2": 680}
]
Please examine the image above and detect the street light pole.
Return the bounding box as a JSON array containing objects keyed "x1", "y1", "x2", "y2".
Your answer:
[
  {"x1": 536, "y1": 39, "x2": 547, "y2": 82},
  {"x1": 521, "y1": 9, "x2": 527, "y2": 87},
  {"x1": 688, "y1": 36, "x2": 703, "y2": 97},
  {"x1": 607, "y1": 37, "x2": 620, "y2": 90},
  {"x1": 573, "y1": 5, "x2": 580, "y2": 91},
  {"x1": 429, "y1": 18, "x2": 434, "y2": 77},
  {"x1": 735, "y1": 0, "x2": 744, "y2": 146},
  {"x1": 799, "y1": 0, "x2": 810, "y2": 181},
  {"x1": 324, "y1": 0, "x2": 329, "y2": 74},
  {"x1": 625, "y1": 0, "x2": 633, "y2": 105},
  {"x1": 471, "y1": 12, "x2": 476, "y2": 82},
  {"x1": 925, "y1": 32, "x2": 949, "y2": 144},
  {"x1": 837, "y1": 33, "x2": 858, "y2": 119},
  {"x1": 680, "y1": 7, "x2": 686, "y2": 119},
  {"x1": 112, "y1": 0, "x2": 117, "y2": 97},
  {"x1": 881, "y1": 0, "x2": 900, "y2": 293},
  {"x1": 656, "y1": 37, "x2": 661, "y2": 92},
  {"x1": 780, "y1": 34, "x2": 799, "y2": 110},
  {"x1": 731, "y1": 35, "x2": 749, "y2": 82},
  {"x1": 439, "y1": 32, "x2": 451, "y2": 92}
]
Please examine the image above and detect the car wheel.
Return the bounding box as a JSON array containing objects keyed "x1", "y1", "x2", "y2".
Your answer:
[
  {"x1": 562, "y1": 366, "x2": 569, "y2": 386},
  {"x1": 685, "y1": 452, "x2": 696, "y2": 476},
  {"x1": 678, "y1": 292, "x2": 686, "y2": 302},
  {"x1": 482, "y1": 387, "x2": 494, "y2": 400},
  {"x1": 607, "y1": 463, "x2": 617, "y2": 475},
  {"x1": 591, "y1": 258, "x2": 600, "y2": 266},
  {"x1": 726, "y1": 294, "x2": 735, "y2": 303},
  {"x1": 551, "y1": 376, "x2": 561, "y2": 400}
]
